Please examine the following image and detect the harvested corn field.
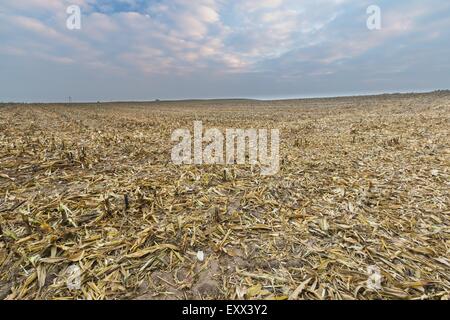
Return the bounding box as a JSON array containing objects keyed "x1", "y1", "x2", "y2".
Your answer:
[{"x1": 0, "y1": 91, "x2": 449, "y2": 300}]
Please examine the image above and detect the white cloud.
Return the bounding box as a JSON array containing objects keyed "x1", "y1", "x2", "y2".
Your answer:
[{"x1": 1, "y1": 0, "x2": 449, "y2": 78}]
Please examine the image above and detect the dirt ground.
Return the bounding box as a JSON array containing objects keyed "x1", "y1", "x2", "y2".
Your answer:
[{"x1": 0, "y1": 91, "x2": 449, "y2": 300}]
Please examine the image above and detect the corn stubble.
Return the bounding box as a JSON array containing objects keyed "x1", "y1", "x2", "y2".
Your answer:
[{"x1": 0, "y1": 92, "x2": 449, "y2": 300}]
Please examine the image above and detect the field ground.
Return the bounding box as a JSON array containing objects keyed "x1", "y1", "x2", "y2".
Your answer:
[{"x1": 0, "y1": 92, "x2": 449, "y2": 299}]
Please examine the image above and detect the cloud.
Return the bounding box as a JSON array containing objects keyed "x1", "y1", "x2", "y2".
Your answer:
[
  {"x1": 1, "y1": 0, "x2": 450, "y2": 101},
  {"x1": 0, "y1": 0, "x2": 348, "y2": 74}
]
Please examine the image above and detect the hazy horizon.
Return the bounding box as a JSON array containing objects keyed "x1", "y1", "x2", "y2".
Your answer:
[{"x1": 2, "y1": 88, "x2": 448, "y2": 104}]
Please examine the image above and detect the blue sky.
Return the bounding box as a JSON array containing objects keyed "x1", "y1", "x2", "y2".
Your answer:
[{"x1": 1, "y1": 0, "x2": 450, "y2": 102}]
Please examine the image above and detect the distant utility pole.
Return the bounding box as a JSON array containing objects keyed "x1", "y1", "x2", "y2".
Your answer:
[{"x1": 68, "y1": 96, "x2": 72, "y2": 103}]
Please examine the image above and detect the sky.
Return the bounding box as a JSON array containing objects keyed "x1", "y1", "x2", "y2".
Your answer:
[{"x1": 1, "y1": 0, "x2": 450, "y2": 102}]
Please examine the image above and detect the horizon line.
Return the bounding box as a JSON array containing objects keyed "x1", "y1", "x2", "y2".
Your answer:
[{"x1": 1, "y1": 89, "x2": 449, "y2": 105}]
